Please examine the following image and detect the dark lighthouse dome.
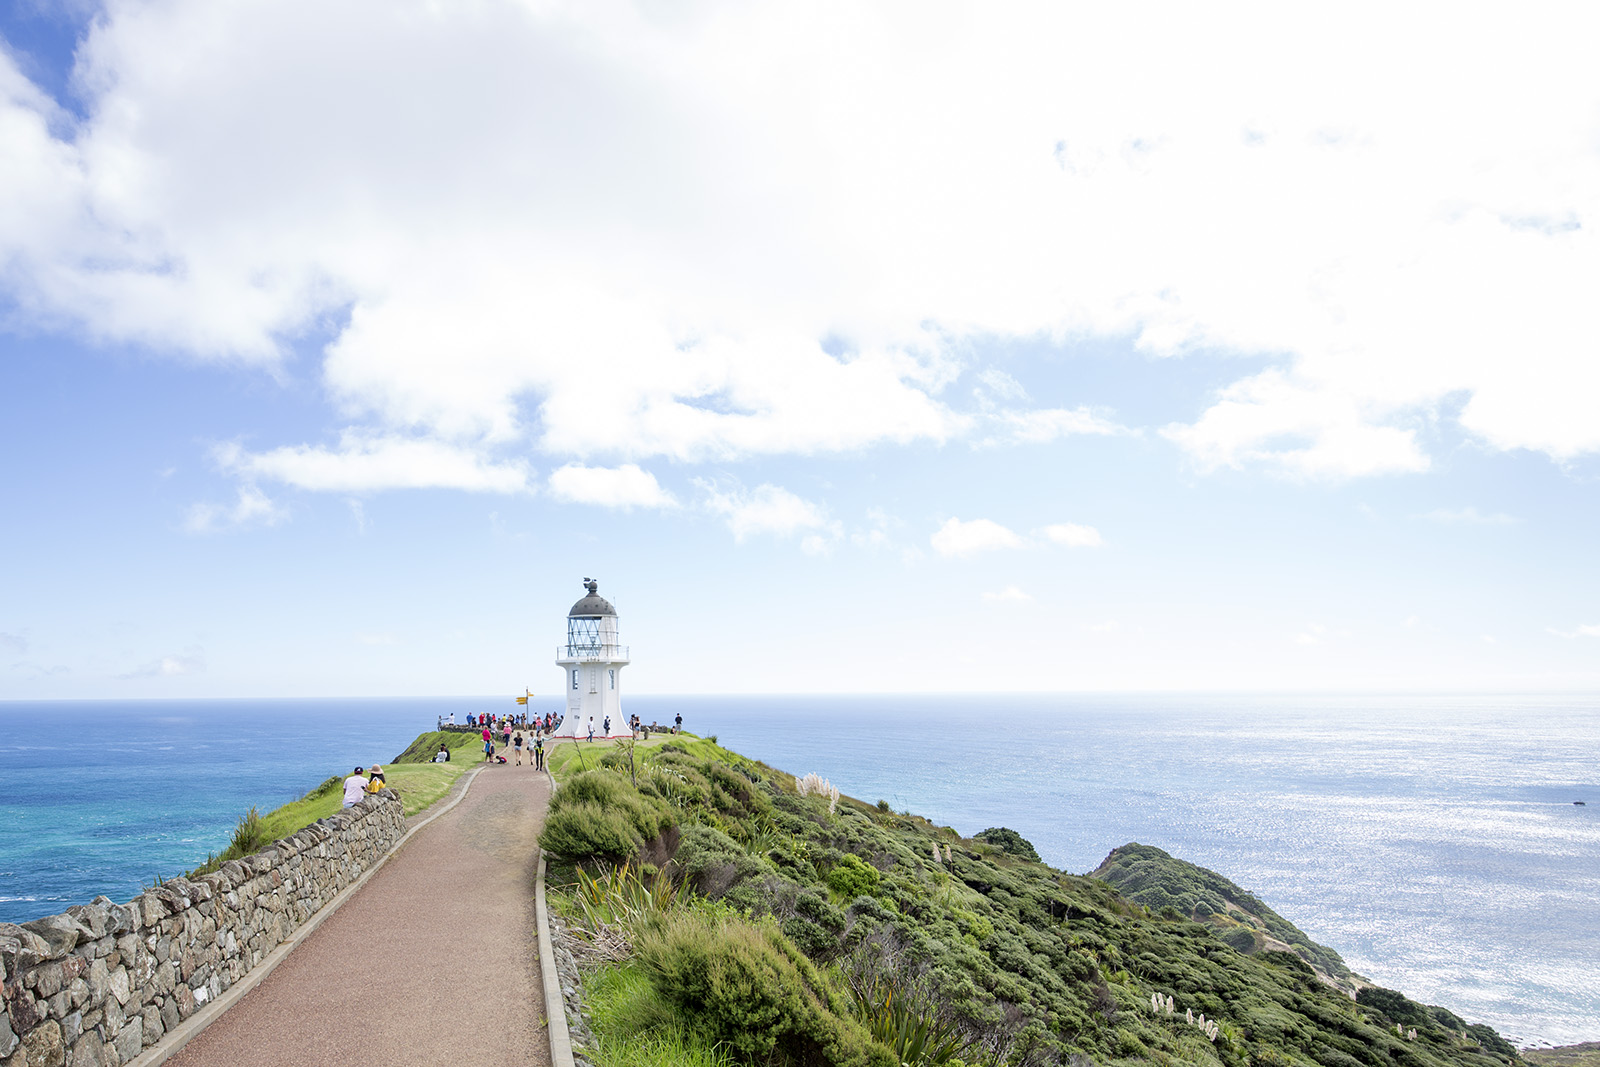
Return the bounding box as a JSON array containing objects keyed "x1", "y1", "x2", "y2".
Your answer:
[{"x1": 569, "y1": 578, "x2": 616, "y2": 617}]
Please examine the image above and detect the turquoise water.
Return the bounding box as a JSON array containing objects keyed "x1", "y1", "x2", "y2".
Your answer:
[
  {"x1": 0, "y1": 697, "x2": 501, "y2": 920},
  {"x1": 2, "y1": 693, "x2": 1596, "y2": 1046}
]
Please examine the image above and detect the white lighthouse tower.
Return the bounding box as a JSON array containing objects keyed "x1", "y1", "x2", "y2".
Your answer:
[{"x1": 552, "y1": 579, "x2": 632, "y2": 740}]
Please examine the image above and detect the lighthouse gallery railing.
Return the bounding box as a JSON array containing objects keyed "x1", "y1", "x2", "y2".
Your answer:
[{"x1": 557, "y1": 643, "x2": 629, "y2": 660}]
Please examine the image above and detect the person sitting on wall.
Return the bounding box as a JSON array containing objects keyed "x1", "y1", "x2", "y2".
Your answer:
[
  {"x1": 366, "y1": 765, "x2": 387, "y2": 793},
  {"x1": 342, "y1": 767, "x2": 367, "y2": 808}
]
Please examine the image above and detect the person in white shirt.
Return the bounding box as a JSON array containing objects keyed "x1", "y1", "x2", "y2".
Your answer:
[{"x1": 342, "y1": 767, "x2": 368, "y2": 808}]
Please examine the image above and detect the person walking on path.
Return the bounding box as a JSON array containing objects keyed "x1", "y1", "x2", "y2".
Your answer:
[
  {"x1": 482, "y1": 726, "x2": 493, "y2": 762},
  {"x1": 341, "y1": 767, "x2": 367, "y2": 808},
  {"x1": 586, "y1": 716, "x2": 595, "y2": 742},
  {"x1": 165, "y1": 745, "x2": 554, "y2": 1067},
  {"x1": 513, "y1": 729, "x2": 524, "y2": 766},
  {"x1": 533, "y1": 731, "x2": 545, "y2": 770}
]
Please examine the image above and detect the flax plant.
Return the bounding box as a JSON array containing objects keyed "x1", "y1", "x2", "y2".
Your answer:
[{"x1": 849, "y1": 977, "x2": 965, "y2": 1067}]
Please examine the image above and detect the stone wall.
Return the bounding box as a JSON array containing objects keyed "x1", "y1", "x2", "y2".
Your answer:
[{"x1": 0, "y1": 791, "x2": 407, "y2": 1067}]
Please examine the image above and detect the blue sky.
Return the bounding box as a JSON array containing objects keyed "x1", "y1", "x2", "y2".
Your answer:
[{"x1": 3, "y1": 1, "x2": 1598, "y2": 697}]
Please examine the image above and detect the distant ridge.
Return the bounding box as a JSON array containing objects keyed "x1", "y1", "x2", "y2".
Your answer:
[{"x1": 1090, "y1": 842, "x2": 1363, "y2": 995}]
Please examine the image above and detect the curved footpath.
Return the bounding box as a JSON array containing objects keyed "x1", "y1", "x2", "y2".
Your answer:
[{"x1": 161, "y1": 763, "x2": 553, "y2": 1067}]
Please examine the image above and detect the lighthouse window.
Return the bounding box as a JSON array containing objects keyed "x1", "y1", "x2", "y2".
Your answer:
[
  {"x1": 609, "y1": 669, "x2": 615, "y2": 690},
  {"x1": 571, "y1": 669, "x2": 578, "y2": 690}
]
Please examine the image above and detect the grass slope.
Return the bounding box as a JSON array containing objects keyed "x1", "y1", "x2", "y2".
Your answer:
[
  {"x1": 189, "y1": 752, "x2": 466, "y2": 877},
  {"x1": 542, "y1": 735, "x2": 1523, "y2": 1067}
]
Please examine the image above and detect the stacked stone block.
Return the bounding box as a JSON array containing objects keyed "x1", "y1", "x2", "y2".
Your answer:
[{"x1": 1, "y1": 791, "x2": 406, "y2": 1067}]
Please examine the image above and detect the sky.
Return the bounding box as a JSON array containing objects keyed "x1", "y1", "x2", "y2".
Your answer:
[{"x1": 2, "y1": 0, "x2": 1598, "y2": 698}]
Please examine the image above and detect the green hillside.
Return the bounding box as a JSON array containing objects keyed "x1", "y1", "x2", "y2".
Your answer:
[
  {"x1": 1090, "y1": 843, "x2": 1359, "y2": 994},
  {"x1": 540, "y1": 735, "x2": 1522, "y2": 1067}
]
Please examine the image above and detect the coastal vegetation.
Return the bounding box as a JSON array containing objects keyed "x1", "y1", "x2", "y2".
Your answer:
[
  {"x1": 540, "y1": 734, "x2": 1522, "y2": 1067},
  {"x1": 1089, "y1": 843, "x2": 1357, "y2": 993},
  {"x1": 1523, "y1": 1044, "x2": 1600, "y2": 1067},
  {"x1": 186, "y1": 750, "x2": 467, "y2": 877}
]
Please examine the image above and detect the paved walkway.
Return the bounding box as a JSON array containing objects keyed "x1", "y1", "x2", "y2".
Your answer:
[{"x1": 167, "y1": 763, "x2": 553, "y2": 1067}]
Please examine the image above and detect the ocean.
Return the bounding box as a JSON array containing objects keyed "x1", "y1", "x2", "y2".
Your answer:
[{"x1": 2, "y1": 694, "x2": 1596, "y2": 1047}]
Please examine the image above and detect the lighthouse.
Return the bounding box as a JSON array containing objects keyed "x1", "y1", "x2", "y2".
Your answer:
[{"x1": 551, "y1": 579, "x2": 632, "y2": 740}]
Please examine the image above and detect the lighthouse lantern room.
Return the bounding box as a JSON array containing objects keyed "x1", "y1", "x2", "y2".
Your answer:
[{"x1": 552, "y1": 579, "x2": 632, "y2": 739}]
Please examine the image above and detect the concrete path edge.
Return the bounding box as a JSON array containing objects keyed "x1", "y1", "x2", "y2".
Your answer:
[
  {"x1": 124, "y1": 764, "x2": 488, "y2": 1067},
  {"x1": 537, "y1": 763, "x2": 577, "y2": 1067}
]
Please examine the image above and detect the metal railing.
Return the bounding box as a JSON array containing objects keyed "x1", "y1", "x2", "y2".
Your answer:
[{"x1": 555, "y1": 644, "x2": 629, "y2": 660}]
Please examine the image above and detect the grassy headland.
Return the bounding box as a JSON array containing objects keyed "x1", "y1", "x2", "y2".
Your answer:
[
  {"x1": 1523, "y1": 1045, "x2": 1600, "y2": 1067},
  {"x1": 539, "y1": 733, "x2": 1524, "y2": 1067},
  {"x1": 187, "y1": 736, "x2": 472, "y2": 877}
]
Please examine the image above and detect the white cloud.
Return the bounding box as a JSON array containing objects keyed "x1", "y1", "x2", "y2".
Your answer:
[
  {"x1": 1163, "y1": 370, "x2": 1430, "y2": 480},
  {"x1": 183, "y1": 485, "x2": 286, "y2": 533},
  {"x1": 217, "y1": 436, "x2": 531, "y2": 494},
  {"x1": 1548, "y1": 624, "x2": 1600, "y2": 639},
  {"x1": 3, "y1": 2, "x2": 1600, "y2": 479},
  {"x1": 548, "y1": 464, "x2": 676, "y2": 509},
  {"x1": 355, "y1": 632, "x2": 397, "y2": 646},
  {"x1": 980, "y1": 407, "x2": 1128, "y2": 447},
  {"x1": 931, "y1": 518, "x2": 1023, "y2": 558},
  {"x1": 982, "y1": 585, "x2": 1032, "y2": 602},
  {"x1": 699, "y1": 481, "x2": 837, "y2": 544},
  {"x1": 1421, "y1": 507, "x2": 1518, "y2": 525},
  {"x1": 851, "y1": 508, "x2": 897, "y2": 551},
  {"x1": 120, "y1": 650, "x2": 205, "y2": 679},
  {"x1": 0, "y1": 632, "x2": 28, "y2": 655},
  {"x1": 1044, "y1": 522, "x2": 1103, "y2": 548},
  {"x1": 1295, "y1": 623, "x2": 1328, "y2": 646},
  {"x1": 975, "y1": 368, "x2": 1029, "y2": 404}
]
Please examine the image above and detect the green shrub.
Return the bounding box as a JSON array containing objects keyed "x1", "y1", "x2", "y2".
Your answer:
[
  {"x1": 542, "y1": 805, "x2": 648, "y2": 863},
  {"x1": 973, "y1": 827, "x2": 1041, "y2": 863},
  {"x1": 848, "y1": 895, "x2": 895, "y2": 924},
  {"x1": 1354, "y1": 986, "x2": 1427, "y2": 1028},
  {"x1": 795, "y1": 890, "x2": 846, "y2": 931},
  {"x1": 828, "y1": 854, "x2": 881, "y2": 898},
  {"x1": 675, "y1": 823, "x2": 746, "y2": 887},
  {"x1": 637, "y1": 910, "x2": 896, "y2": 1067},
  {"x1": 1221, "y1": 926, "x2": 1259, "y2": 953},
  {"x1": 541, "y1": 769, "x2": 676, "y2": 862}
]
